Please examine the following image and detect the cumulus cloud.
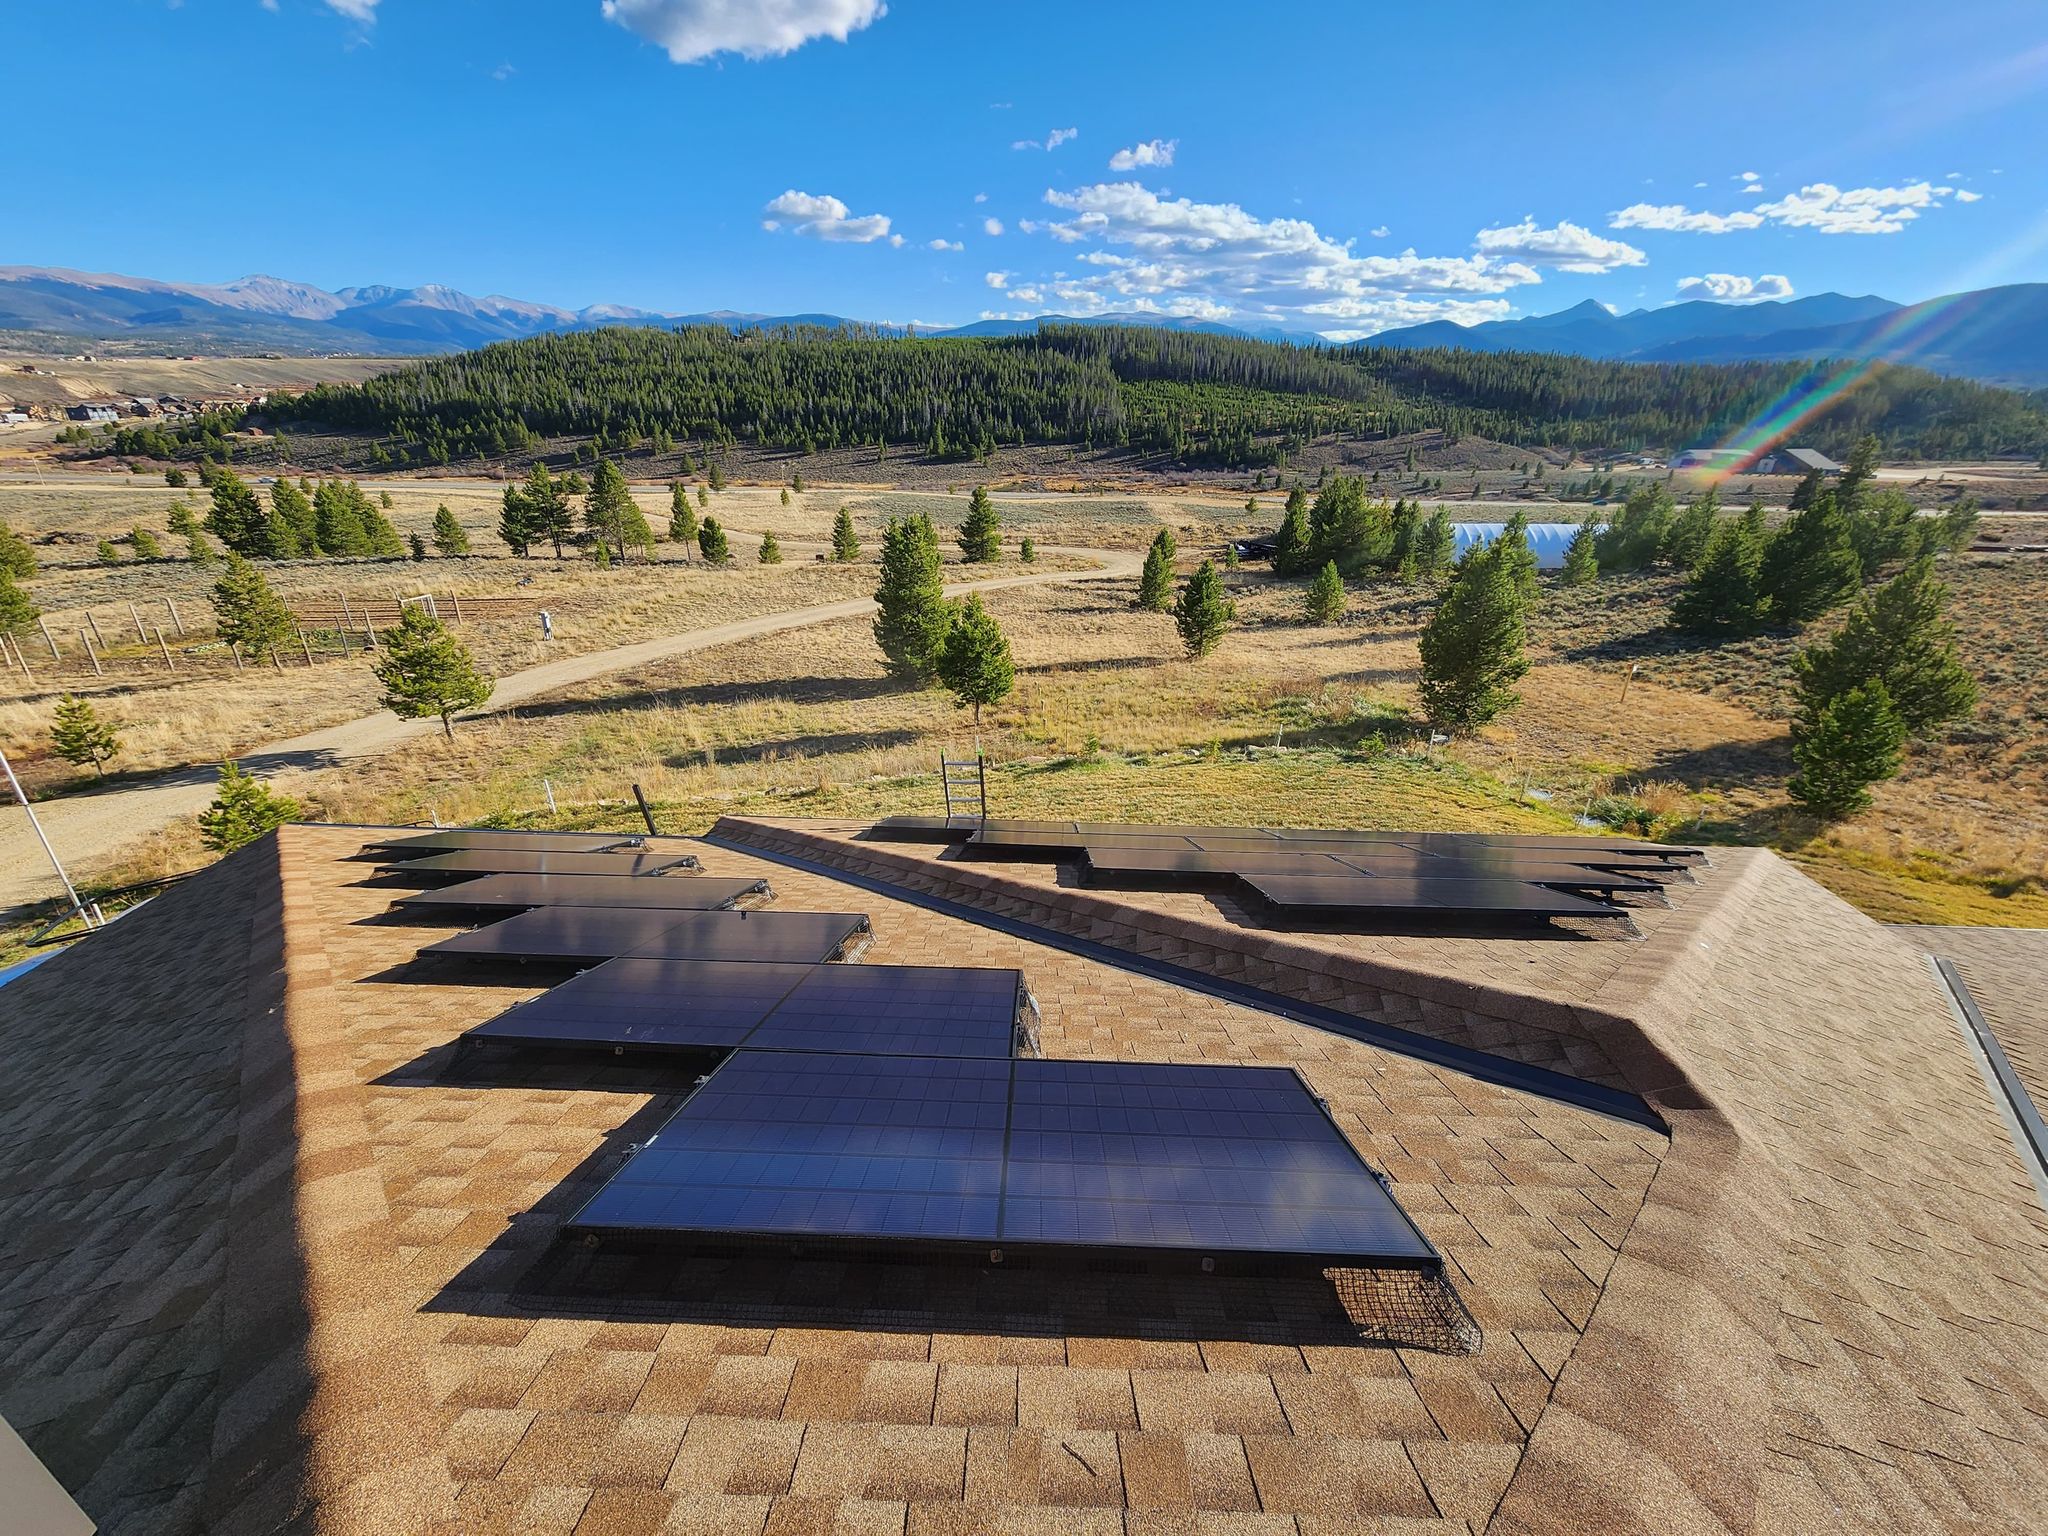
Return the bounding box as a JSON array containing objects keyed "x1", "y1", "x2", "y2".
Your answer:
[
  {"x1": 1954, "y1": 188, "x2": 1983, "y2": 202},
  {"x1": 983, "y1": 217, "x2": 1004, "y2": 236},
  {"x1": 993, "y1": 180, "x2": 1547, "y2": 337},
  {"x1": 928, "y1": 238, "x2": 962, "y2": 252},
  {"x1": 1370, "y1": 225, "x2": 1390, "y2": 238},
  {"x1": 760, "y1": 188, "x2": 892, "y2": 242},
  {"x1": 1472, "y1": 217, "x2": 1646, "y2": 273},
  {"x1": 1013, "y1": 127, "x2": 1078, "y2": 151},
  {"x1": 1738, "y1": 170, "x2": 1760, "y2": 182},
  {"x1": 973, "y1": 192, "x2": 988, "y2": 203},
  {"x1": 1614, "y1": 180, "x2": 1971, "y2": 237},
  {"x1": 985, "y1": 271, "x2": 1010, "y2": 288},
  {"x1": 324, "y1": 0, "x2": 378, "y2": 18},
  {"x1": 602, "y1": 0, "x2": 884, "y2": 64},
  {"x1": 1108, "y1": 138, "x2": 1177, "y2": 171},
  {"x1": 1676, "y1": 272, "x2": 1794, "y2": 304}
]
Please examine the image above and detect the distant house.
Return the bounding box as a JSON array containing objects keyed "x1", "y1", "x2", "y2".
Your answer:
[
  {"x1": 1754, "y1": 447, "x2": 1843, "y2": 476},
  {"x1": 1667, "y1": 447, "x2": 1752, "y2": 472},
  {"x1": 1, "y1": 410, "x2": 29, "y2": 425},
  {"x1": 67, "y1": 402, "x2": 120, "y2": 423}
]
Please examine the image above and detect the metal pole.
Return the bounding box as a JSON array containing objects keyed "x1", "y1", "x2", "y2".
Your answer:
[
  {"x1": 165, "y1": 597, "x2": 185, "y2": 638},
  {"x1": 632, "y1": 783, "x2": 659, "y2": 836},
  {"x1": 0, "y1": 748, "x2": 93, "y2": 930},
  {"x1": 543, "y1": 778, "x2": 558, "y2": 815}
]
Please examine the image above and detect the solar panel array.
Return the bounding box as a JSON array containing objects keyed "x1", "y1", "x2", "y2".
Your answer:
[
  {"x1": 466, "y1": 959, "x2": 1032, "y2": 1060},
  {"x1": 367, "y1": 829, "x2": 649, "y2": 856},
  {"x1": 397, "y1": 873, "x2": 771, "y2": 914},
  {"x1": 868, "y1": 817, "x2": 1701, "y2": 929},
  {"x1": 421, "y1": 906, "x2": 872, "y2": 965},
  {"x1": 379, "y1": 849, "x2": 699, "y2": 881}
]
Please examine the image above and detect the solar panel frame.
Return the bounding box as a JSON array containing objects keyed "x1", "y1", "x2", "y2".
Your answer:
[
  {"x1": 1243, "y1": 873, "x2": 1629, "y2": 919},
  {"x1": 365, "y1": 829, "x2": 649, "y2": 856},
  {"x1": 394, "y1": 873, "x2": 770, "y2": 913},
  {"x1": 377, "y1": 849, "x2": 699, "y2": 880}
]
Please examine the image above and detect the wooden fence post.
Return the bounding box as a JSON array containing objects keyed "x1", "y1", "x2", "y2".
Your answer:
[
  {"x1": 12, "y1": 635, "x2": 33, "y2": 683},
  {"x1": 127, "y1": 602, "x2": 147, "y2": 643},
  {"x1": 79, "y1": 632, "x2": 103, "y2": 676},
  {"x1": 37, "y1": 618, "x2": 59, "y2": 661},
  {"x1": 231, "y1": 642, "x2": 244, "y2": 672},
  {"x1": 155, "y1": 627, "x2": 176, "y2": 673},
  {"x1": 450, "y1": 592, "x2": 464, "y2": 623},
  {"x1": 299, "y1": 629, "x2": 314, "y2": 666},
  {"x1": 165, "y1": 597, "x2": 185, "y2": 637},
  {"x1": 86, "y1": 612, "x2": 107, "y2": 650}
]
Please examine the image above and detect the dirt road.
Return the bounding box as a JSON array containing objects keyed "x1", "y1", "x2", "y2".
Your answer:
[{"x1": 0, "y1": 547, "x2": 1142, "y2": 915}]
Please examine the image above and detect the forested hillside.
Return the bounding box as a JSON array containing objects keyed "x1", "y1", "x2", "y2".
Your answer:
[{"x1": 267, "y1": 323, "x2": 2048, "y2": 470}]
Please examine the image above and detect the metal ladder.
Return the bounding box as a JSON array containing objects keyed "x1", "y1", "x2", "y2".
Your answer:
[{"x1": 941, "y1": 754, "x2": 987, "y2": 823}]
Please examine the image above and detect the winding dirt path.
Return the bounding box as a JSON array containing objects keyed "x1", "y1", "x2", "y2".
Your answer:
[{"x1": 1, "y1": 547, "x2": 1142, "y2": 914}]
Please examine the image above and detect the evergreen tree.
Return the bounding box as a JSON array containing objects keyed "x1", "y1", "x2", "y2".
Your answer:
[
  {"x1": 167, "y1": 501, "x2": 202, "y2": 540},
  {"x1": 164, "y1": 467, "x2": 187, "y2": 488},
  {"x1": 209, "y1": 553, "x2": 295, "y2": 659},
  {"x1": 1845, "y1": 486, "x2": 1924, "y2": 578},
  {"x1": 791, "y1": 471, "x2": 805, "y2": 492},
  {"x1": 96, "y1": 539, "x2": 121, "y2": 565},
  {"x1": 431, "y1": 504, "x2": 470, "y2": 556},
  {"x1": 1670, "y1": 520, "x2": 1766, "y2": 635},
  {"x1": 1660, "y1": 487, "x2": 1718, "y2": 570},
  {"x1": 51, "y1": 694, "x2": 119, "y2": 778},
  {"x1": 197, "y1": 760, "x2": 302, "y2": 852},
  {"x1": 518, "y1": 463, "x2": 575, "y2": 558},
  {"x1": 1388, "y1": 498, "x2": 1420, "y2": 577},
  {"x1": 583, "y1": 458, "x2": 637, "y2": 561},
  {"x1": 1936, "y1": 496, "x2": 1979, "y2": 554},
  {"x1": 0, "y1": 518, "x2": 38, "y2": 579},
  {"x1": 270, "y1": 479, "x2": 318, "y2": 557},
  {"x1": 872, "y1": 513, "x2": 951, "y2": 682},
  {"x1": 205, "y1": 471, "x2": 268, "y2": 556},
  {"x1": 958, "y1": 485, "x2": 1002, "y2": 562},
  {"x1": 1136, "y1": 528, "x2": 1177, "y2": 611},
  {"x1": 1413, "y1": 506, "x2": 1456, "y2": 581},
  {"x1": 935, "y1": 594, "x2": 1015, "y2": 736},
  {"x1": 669, "y1": 482, "x2": 697, "y2": 544},
  {"x1": 1417, "y1": 546, "x2": 1529, "y2": 730},
  {"x1": 780, "y1": 487, "x2": 791, "y2": 507},
  {"x1": 408, "y1": 532, "x2": 428, "y2": 561},
  {"x1": 1272, "y1": 485, "x2": 1311, "y2": 575},
  {"x1": 1019, "y1": 536, "x2": 1036, "y2": 563},
  {"x1": 759, "y1": 529, "x2": 783, "y2": 564},
  {"x1": 697, "y1": 517, "x2": 730, "y2": 564},
  {"x1": 1172, "y1": 560, "x2": 1235, "y2": 659},
  {"x1": 1835, "y1": 433, "x2": 1881, "y2": 512},
  {"x1": 1795, "y1": 557, "x2": 1976, "y2": 736},
  {"x1": 1788, "y1": 680, "x2": 1905, "y2": 822},
  {"x1": 1560, "y1": 518, "x2": 1598, "y2": 586},
  {"x1": 0, "y1": 568, "x2": 36, "y2": 637},
  {"x1": 1492, "y1": 509, "x2": 1539, "y2": 603},
  {"x1": 831, "y1": 506, "x2": 860, "y2": 561},
  {"x1": 1788, "y1": 466, "x2": 1826, "y2": 511},
  {"x1": 130, "y1": 525, "x2": 163, "y2": 560},
  {"x1": 696, "y1": 483, "x2": 709, "y2": 509},
  {"x1": 706, "y1": 461, "x2": 725, "y2": 492},
  {"x1": 497, "y1": 483, "x2": 534, "y2": 556},
  {"x1": 1759, "y1": 492, "x2": 1862, "y2": 625},
  {"x1": 1304, "y1": 560, "x2": 1345, "y2": 624},
  {"x1": 373, "y1": 606, "x2": 494, "y2": 739},
  {"x1": 1593, "y1": 483, "x2": 1674, "y2": 571},
  {"x1": 1304, "y1": 475, "x2": 1391, "y2": 576}
]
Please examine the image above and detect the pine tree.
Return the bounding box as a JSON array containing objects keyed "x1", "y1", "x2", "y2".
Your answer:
[
  {"x1": 696, "y1": 483, "x2": 709, "y2": 509},
  {"x1": 373, "y1": 606, "x2": 494, "y2": 739},
  {"x1": 50, "y1": 694, "x2": 119, "y2": 779},
  {"x1": 697, "y1": 517, "x2": 730, "y2": 564},
  {"x1": 669, "y1": 482, "x2": 697, "y2": 545},
  {"x1": 791, "y1": 471, "x2": 805, "y2": 492},
  {"x1": 1417, "y1": 546, "x2": 1529, "y2": 731},
  {"x1": 1019, "y1": 536, "x2": 1036, "y2": 564},
  {"x1": 0, "y1": 568, "x2": 39, "y2": 637},
  {"x1": 1413, "y1": 506, "x2": 1456, "y2": 581},
  {"x1": 583, "y1": 458, "x2": 644, "y2": 562},
  {"x1": 1660, "y1": 487, "x2": 1718, "y2": 570},
  {"x1": 780, "y1": 487, "x2": 791, "y2": 507},
  {"x1": 872, "y1": 513, "x2": 951, "y2": 683},
  {"x1": 1172, "y1": 560, "x2": 1235, "y2": 659},
  {"x1": 958, "y1": 486, "x2": 1002, "y2": 562},
  {"x1": 1936, "y1": 496, "x2": 1979, "y2": 554},
  {"x1": 936, "y1": 594, "x2": 1015, "y2": 737},
  {"x1": 518, "y1": 463, "x2": 575, "y2": 558},
  {"x1": 1835, "y1": 433, "x2": 1882, "y2": 512},
  {"x1": 1794, "y1": 557, "x2": 1976, "y2": 736},
  {"x1": 1136, "y1": 528, "x2": 1177, "y2": 611},
  {"x1": 270, "y1": 480, "x2": 318, "y2": 557},
  {"x1": 707, "y1": 461, "x2": 725, "y2": 492},
  {"x1": 164, "y1": 467, "x2": 187, "y2": 488},
  {"x1": 1493, "y1": 509, "x2": 1539, "y2": 603},
  {"x1": 96, "y1": 539, "x2": 121, "y2": 565},
  {"x1": 209, "y1": 553, "x2": 295, "y2": 659},
  {"x1": 497, "y1": 484, "x2": 534, "y2": 556},
  {"x1": 205, "y1": 471, "x2": 268, "y2": 556},
  {"x1": 1593, "y1": 483, "x2": 1674, "y2": 572},
  {"x1": 431, "y1": 504, "x2": 470, "y2": 556},
  {"x1": 1304, "y1": 560, "x2": 1345, "y2": 624},
  {"x1": 1560, "y1": 518, "x2": 1598, "y2": 586},
  {"x1": 831, "y1": 507, "x2": 860, "y2": 561},
  {"x1": 130, "y1": 525, "x2": 163, "y2": 560},
  {"x1": 0, "y1": 518, "x2": 33, "y2": 580},
  {"x1": 1788, "y1": 467, "x2": 1825, "y2": 511},
  {"x1": 1670, "y1": 521, "x2": 1765, "y2": 634},
  {"x1": 197, "y1": 760, "x2": 302, "y2": 852},
  {"x1": 167, "y1": 501, "x2": 201, "y2": 539},
  {"x1": 1760, "y1": 492, "x2": 1862, "y2": 625},
  {"x1": 759, "y1": 529, "x2": 783, "y2": 564},
  {"x1": 1272, "y1": 486, "x2": 1310, "y2": 576},
  {"x1": 406, "y1": 532, "x2": 426, "y2": 561},
  {"x1": 1788, "y1": 680, "x2": 1905, "y2": 822}
]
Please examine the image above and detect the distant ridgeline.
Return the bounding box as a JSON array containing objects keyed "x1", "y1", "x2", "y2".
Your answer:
[{"x1": 264, "y1": 324, "x2": 2048, "y2": 469}]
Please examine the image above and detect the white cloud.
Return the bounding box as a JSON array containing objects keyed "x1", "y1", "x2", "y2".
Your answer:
[
  {"x1": 983, "y1": 217, "x2": 1004, "y2": 236},
  {"x1": 887, "y1": 233, "x2": 904, "y2": 247},
  {"x1": 1046, "y1": 126, "x2": 1077, "y2": 150},
  {"x1": 602, "y1": 0, "x2": 884, "y2": 64},
  {"x1": 324, "y1": 0, "x2": 377, "y2": 18},
  {"x1": 973, "y1": 192, "x2": 988, "y2": 203},
  {"x1": 760, "y1": 188, "x2": 892, "y2": 243},
  {"x1": 1370, "y1": 225, "x2": 1390, "y2": 238},
  {"x1": 1675, "y1": 272, "x2": 1794, "y2": 304},
  {"x1": 984, "y1": 271, "x2": 1011, "y2": 288},
  {"x1": 1742, "y1": 183, "x2": 1765, "y2": 195},
  {"x1": 928, "y1": 238, "x2": 963, "y2": 251},
  {"x1": 1472, "y1": 216, "x2": 1646, "y2": 273},
  {"x1": 1954, "y1": 188, "x2": 1983, "y2": 202},
  {"x1": 1108, "y1": 138, "x2": 1177, "y2": 171},
  {"x1": 1610, "y1": 202, "x2": 1766, "y2": 234},
  {"x1": 1738, "y1": 170, "x2": 1760, "y2": 182}
]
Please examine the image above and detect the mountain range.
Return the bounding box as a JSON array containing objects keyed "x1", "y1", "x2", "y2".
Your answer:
[{"x1": 4, "y1": 264, "x2": 2046, "y2": 387}]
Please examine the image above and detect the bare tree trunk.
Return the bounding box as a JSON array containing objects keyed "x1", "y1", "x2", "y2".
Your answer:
[{"x1": 441, "y1": 711, "x2": 454, "y2": 740}]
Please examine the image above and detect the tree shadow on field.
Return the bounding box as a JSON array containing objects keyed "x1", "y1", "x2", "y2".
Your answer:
[
  {"x1": 663, "y1": 727, "x2": 922, "y2": 770},
  {"x1": 1639, "y1": 734, "x2": 1792, "y2": 793},
  {"x1": 1017, "y1": 655, "x2": 1173, "y2": 678},
  {"x1": 505, "y1": 671, "x2": 901, "y2": 725}
]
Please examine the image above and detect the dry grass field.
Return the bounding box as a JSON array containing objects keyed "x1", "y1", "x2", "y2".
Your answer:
[{"x1": 0, "y1": 352, "x2": 399, "y2": 411}]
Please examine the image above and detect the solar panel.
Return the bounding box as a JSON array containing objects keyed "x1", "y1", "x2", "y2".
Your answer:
[
  {"x1": 1243, "y1": 873, "x2": 1628, "y2": 920},
  {"x1": 1002, "y1": 1060, "x2": 1436, "y2": 1263},
  {"x1": 367, "y1": 829, "x2": 646, "y2": 855},
  {"x1": 396, "y1": 873, "x2": 770, "y2": 913},
  {"x1": 566, "y1": 1052, "x2": 1437, "y2": 1270},
  {"x1": 1079, "y1": 846, "x2": 1355, "y2": 883},
  {"x1": 420, "y1": 907, "x2": 871, "y2": 965},
  {"x1": 568, "y1": 1051, "x2": 1012, "y2": 1243},
  {"x1": 467, "y1": 958, "x2": 817, "y2": 1051},
  {"x1": 379, "y1": 849, "x2": 698, "y2": 880},
  {"x1": 744, "y1": 965, "x2": 1027, "y2": 1058}
]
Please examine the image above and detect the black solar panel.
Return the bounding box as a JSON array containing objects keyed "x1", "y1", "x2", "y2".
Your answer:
[
  {"x1": 368, "y1": 829, "x2": 646, "y2": 855},
  {"x1": 380, "y1": 849, "x2": 698, "y2": 879},
  {"x1": 468, "y1": 958, "x2": 816, "y2": 1050},
  {"x1": 1243, "y1": 873, "x2": 1627, "y2": 919},
  {"x1": 421, "y1": 907, "x2": 870, "y2": 965},
  {"x1": 1002, "y1": 1060, "x2": 1436, "y2": 1262},
  {"x1": 569, "y1": 1052, "x2": 1012, "y2": 1243},
  {"x1": 745, "y1": 965, "x2": 1026, "y2": 1058},
  {"x1": 566, "y1": 1052, "x2": 1436, "y2": 1269},
  {"x1": 1079, "y1": 846, "x2": 1355, "y2": 882},
  {"x1": 396, "y1": 873, "x2": 769, "y2": 913}
]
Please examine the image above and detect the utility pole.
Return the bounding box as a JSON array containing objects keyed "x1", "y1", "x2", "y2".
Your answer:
[{"x1": 0, "y1": 748, "x2": 94, "y2": 931}]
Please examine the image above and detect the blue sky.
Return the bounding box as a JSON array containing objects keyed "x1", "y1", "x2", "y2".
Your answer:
[{"x1": 8, "y1": 0, "x2": 2048, "y2": 336}]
